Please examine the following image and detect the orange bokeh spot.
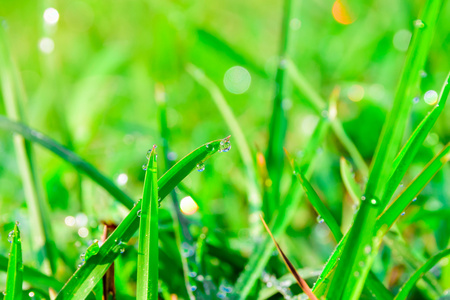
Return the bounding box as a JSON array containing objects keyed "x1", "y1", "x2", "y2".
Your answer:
[{"x1": 332, "y1": 0, "x2": 355, "y2": 25}]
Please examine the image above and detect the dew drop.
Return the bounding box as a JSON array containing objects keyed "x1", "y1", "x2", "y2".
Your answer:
[
  {"x1": 370, "y1": 199, "x2": 377, "y2": 205},
  {"x1": 420, "y1": 70, "x2": 427, "y2": 78},
  {"x1": 7, "y1": 231, "x2": 14, "y2": 243},
  {"x1": 196, "y1": 163, "x2": 205, "y2": 172},
  {"x1": 316, "y1": 215, "x2": 324, "y2": 224},
  {"x1": 142, "y1": 164, "x2": 147, "y2": 171},
  {"x1": 413, "y1": 19, "x2": 425, "y2": 28},
  {"x1": 137, "y1": 210, "x2": 142, "y2": 217},
  {"x1": 364, "y1": 245, "x2": 372, "y2": 254},
  {"x1": 190, "y1": 286, "x2": 197, "y2": 292},
  {"x1": 146, "y1": 149, "x2": 152, "y2": 159},
  {"x1": 188, "y1": 271, "x2": 197, "y2": 278},
  {"x1": 424, "y1": 90, "x2": 438, "y2": 105},
  {"x1": 120, "y1": 248, "x2": 125, "y2": 254},
  {"x1": 80, "y1": 253, "x2": 86, "y2": 261},
  {"x1": 361, "y1": 195, "x2": 366, "y2": 201},
  {"x1": 412, "y1": 197, "x2": 417, "y2": 202},
  {"x1": 401, "y1": 212, "x2": 406, "y2": 216},
  {"x1": 219, "y1": 137, "x2": 231, "y2": 153},
  {"x1": 412, "y1": 97, "x2": 420, "y2": 104}
]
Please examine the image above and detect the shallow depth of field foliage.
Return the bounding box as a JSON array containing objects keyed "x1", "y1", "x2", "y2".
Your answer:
[{"x1": 0, "y1": 0, "x2": 450, "y2": 299}]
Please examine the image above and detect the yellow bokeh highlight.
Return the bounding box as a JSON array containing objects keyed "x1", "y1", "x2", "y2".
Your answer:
[
  {"x1": 332, "y1": 0, "x2": 355, "y2": 25},
  {"x1": 180, "y1": 196, "x2": 199, "y2": 215}
]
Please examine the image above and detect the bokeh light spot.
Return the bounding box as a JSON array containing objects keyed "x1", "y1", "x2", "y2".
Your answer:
[
  {"x1": 393, "y1": 30, "x2": 412, "y2": 52},
  {"x1": 78, "y1": 227, "x2": 89, "y2": 238},
  {"x1": 332, "y1": 0, "x2": 355, "y2": 25},
  {"x1": 180, "y1": 196, "x2": 199, "y2": 215},
  {"x1": 65, "y1": 216, "x2": 76, "y2": 227},
  {"x1": 424, "y1": 90, "x2": 438, "y2": 105},
  {"x1": 43, "y1": 8, "x2": 59, "y2": 25},
  {"x1": 223, "y1": 66, "x2": 251, "y2": 94},
  {"x1": 39, "y1": 37, "x2": 54, "y2": 54},
  {"x1": 348, "y1": 85, "x2": 365, "y2": 102},
  {"x1": 116, "y1": 173, "x2": 128, "y2": 186}
]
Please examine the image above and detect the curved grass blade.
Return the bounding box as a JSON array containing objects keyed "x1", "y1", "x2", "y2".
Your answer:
[
  {"x1": 325, "y1": 0, "x2": 444, "y2": 297},
  {"x1": 381, "y1": 73, "x2": 449, "y2": 207},
  {"x1": 377, "y1": 143, "x2": 450, "y2": 233},
  {"x1": 5, "y1": 223, "x2": 23, "y2": 300},
  {"x1": 187, "y1": 64, "x2": 262, "y2": 234},
  {"x1": 137, "y1": 146, "x2": 159, "y2": 299},
  {"x1": 260, "y1": 215, "x2": 318, "y2": 300},
  {"x1": 0, "y1": 27, "x2": 58, "y2": 274},
  {"x1": 234, "y1": 120, "x2": 328, "y2": 299},
  {"x1": 55, "y1": 138, "x2": 225, "y2": 299},
  {"x1": 0, "y1": 116, "x2": 135, "y2": 209},
  {"x1": 394, "y1": 248, "x2": 450, "y2": 300},
  {"x1": 286, "y1": 59, "x2": 369, "y2": 177},
  {"x1": 286, "y1": 150, "x2": 343, "y2": 242},
  {"x1": 0, "y1": 255, "x2": 63, "y2": 291}
]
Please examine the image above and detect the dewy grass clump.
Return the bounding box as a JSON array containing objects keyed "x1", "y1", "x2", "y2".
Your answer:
[{"x1": 1, "y1": 0, "x2": 450, "y2": 299}]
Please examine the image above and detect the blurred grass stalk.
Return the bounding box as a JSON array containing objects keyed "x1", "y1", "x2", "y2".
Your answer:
[
  {"x1": 0, "y1": 25, "x2": 57, "y2": 274},
  {"x1": 325, "y1": 0, "x2": 445, "y2": 298},
  {"x1": 264, "y1": 0, "x2": 295, "y2": 219},
  {"x1": 186, "y1": 64, "x2": 262, "y2": 235}
]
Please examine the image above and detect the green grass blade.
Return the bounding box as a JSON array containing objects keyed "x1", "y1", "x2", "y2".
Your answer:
[
  {"x1": 286, "y1": 152, "x2": 343, "y2": 242},
  {"x1": 384, "y1": 232, "x2": 442, "y2": 298},
  {"x1": 0, "y1": 26, "x2": 58, "y2": 274},
  {"x1": 55, "y1": 138, "x2": 225, "y2": 299},
  {"x1": 381, "y1": 73, "x2": 449, "y2": 207},
  {"x1": 286, "y1": 60, "x2": 369, "y2": 177},
  {"x1": 187, "y1": 64, "x2": 262, "y2": 234},
  {"x1": 0, "y1": 116, "x2": 135, "y2": 209},
  {"x1": 394, "y1": 248, "x2": 450, "y2": 300},
  {"x1": 137, "y1": 146, "x2": 159, "y2": 300},
  {"x1": 234, "y1": 121, "x2": 328, "y2": 299},
  {"x1": 0, "y1": 255, "x2": 63, "y2": 291},
  {"x1": 377, "y1": 144, "x2": 450, "y2": 233},
  {"x1": 365, "y1": 0, "x2": 443, "y2": 202},
  {"x1": 325, "y1": 0, "x2": 444, "y2": 297},
  {"x1": 5, "y1": 223, "x2": 23, "y2": 300},
  {"x1": 264, "y1": 0, "x2": 294, "y2": 219}
]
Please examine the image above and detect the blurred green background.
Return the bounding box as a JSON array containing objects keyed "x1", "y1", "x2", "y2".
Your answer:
[{"x1": 0, "y1": 0, "x2": 449, "y2": 297}]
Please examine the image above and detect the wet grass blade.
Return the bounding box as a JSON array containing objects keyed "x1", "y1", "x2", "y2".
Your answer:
[
  {"x1": 286, "y1": 59, "x2": 369, "y2": 177},
  {"x1": 0, "y1": 116, "x2": 135, "y2": 209},
  {"x1": 394, "y1": 248, "x2": 450, "y2": 300},
  {"x1": 381, "y1": 73, "x2": 449, "y2": 207},
  {"x1": 5, "y1": 223, "x2": 23, "y2": 300},
  {"x1": 286, "y1": 150, "x2": 343, "y2": 242},
  {"x1": 377, "y1": 144, "x2": 450, "y2": 233},
  {"x1": 260, "y1": 215, "x2": 318, "y2": 300},
  {"x1": 0, "y1": 26, "x2": 58, "y2": 274},
  {"x1": 187, "y1": 64, "x2": 262, "y2": 234},
  {"x1": 0, "y1": 255, "x2": 63, "y2": 291},
  {"x1": 55, "y1": 138, "x2": 225, "y2": 299},
  {"x1": 234, "y1": 121, "x2": 328, "y2": 299},
  {"x1": 137, "y1": 146, "x2": 159, "y2": 299},
  {"x1": 325, "y1": 0, "x2": 444, "y2": 297}
]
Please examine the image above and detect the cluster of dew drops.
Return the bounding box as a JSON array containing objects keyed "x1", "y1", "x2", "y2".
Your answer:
[
  {"x1": 261, "y1": 271, "x2": 293, "y2": 299},
  {"x1": 197, "y1": 136, "x2": 231, "y2": 172},
  {"x1": 7, "y1": 221, "x2": 20, "y2": 244}
]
